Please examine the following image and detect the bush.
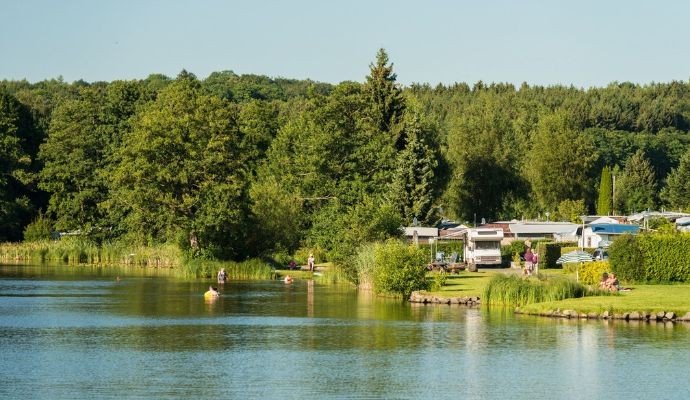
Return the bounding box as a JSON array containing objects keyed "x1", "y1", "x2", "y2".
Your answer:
[
  {"x1": 271, "y1": 251, "x2": 293, "y2": 269},
  {"x1": 372, "y1": 240, "x2": 428, "y2": 299},
  {"x1": 502, "y1": 240, "x2": 526, "y2": 257},
  {"x1": 578, "y1": 261, "x2": 611, "y2": 286},
  {"x1": 430, "y1": 270, "x2": 448, "y2": 291},
  {"x1": 23, "y1": 213, "x2": 53, "y2": 242}
]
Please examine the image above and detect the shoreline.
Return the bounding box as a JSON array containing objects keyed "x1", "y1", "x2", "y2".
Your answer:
[
  {"x1": 409, "y1": 291, "x2": 481, "y2": 306},
  {"x1": 515, "y1": 307, "x2": 690, "y2": 323}
]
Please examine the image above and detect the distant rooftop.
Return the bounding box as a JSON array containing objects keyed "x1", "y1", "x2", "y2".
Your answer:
[{"x1": 589, "y1": 224, "x2": 640, "y2": 235}]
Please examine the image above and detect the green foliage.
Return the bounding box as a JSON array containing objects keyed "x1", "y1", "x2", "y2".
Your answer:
[
  {"x1": 6, "y1": 55, "x2": 690, "y2": 269},
  {"x1": 615, "y1": 149, "x2": 657, "y2": 213},
  {"x1": 182, "y1": 258, "x2": 275, "y2": 279},
  {"x1": 443, "y1": 91, "x2": 527, "y2": 221},
  {"x1": 0, "y1": 91, "x2": 38, "y2": 242},
  {"x1": 364, "y1": 48, "x2": 405, "y2": 138},
  {"x1": 388, "y1": 111, "x2": 439, "y2": 225},
  {"x1": 483, "y1": 274, "x2": 598, "y2": 306},
  {"x1": 23, "y1": 212, "x2": 53, "y2": 241},
  {"x1": 308, "y1": 197, "x2": 402, "y2": 266},
  {"x1": 0, "y1": 239, "x2": 183, "y2": 266},
  {"x1": 38, "y1": 82, "x2": 150, "y2": 233},
  {"x1": 270, "y1": 250, "x2": 293, "y2": 268},
  {"x1": 596, "y1": 166, "x2": 613, "y2": 215},
  {"x1": 578, "y1": 261, "x2": 611, "y2": 286},
  {"x1": 107, "y1": 73, "x2": 252, "y2": 258},
  {"x1": 372, "y1": 240, "x2": 428, "y2": 299},
  {"x1": 607, "y1": 233, "x2": 647, "y2": 282},
  {"x1": 353, "y1": 243, "x2": 376, "y2": 289},
  {"x1": 432, "y1": 239, "x2": 464, "y2": 256},
  {"x1": 647, "y1": 217, "x2": 676, "y2": 234},
  {"x1": 536, "y1": 242, "x2": 577, "y2": 268},
  {"x1": 526, "y1": 111, "x2": 598, "y2": 210},
  {"x1": 249, "y1": 175, "x2": 303, "y2": 254},
  {"x1": 556, "y1": 199, "x2": 586, "y2": 224},
  {"x1": 430, "y1": 270, "x2": 448, "y2": 291},
  {"x1": 662, "y1": 147, "x2": 690, "y2": 211},
  {"x1": 314, "y1": 264, "x2": 349, "y2": 285},
  {"x1": 610, "y1": 233, "x2": 690, "y2": 283},
  {"x1": 502, "y1": 240, "x2": 526, "y2": 256},
  {"x1": 293, "y1": 246, "x2": 327, "y2": 265}
]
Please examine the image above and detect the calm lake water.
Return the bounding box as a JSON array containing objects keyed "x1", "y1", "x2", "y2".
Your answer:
[{"x1": 1, "y1": 265, "x2": 689, "y2": 400}]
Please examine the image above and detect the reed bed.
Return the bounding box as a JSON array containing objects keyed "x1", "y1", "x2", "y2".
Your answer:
[
  {"x1": 0, "y1": 240, "x2": 184, "y2": 267},
  {"x1": 483, "y1": 274, "x2": 608, "y2": 307},
  {"x1": 314, "y1": 264, "x2": 350, "y2": 285},
  {"x1": 353, "y1": 243, "x2": 376, "y2": 289},
  {"x1": 182, "y1": 259, "x2": 276, "y2": 280}
]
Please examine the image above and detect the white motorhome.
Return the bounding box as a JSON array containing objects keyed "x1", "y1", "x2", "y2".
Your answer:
[{"x1": 464, "y1": 228, "x2": 503, "y2": 271}]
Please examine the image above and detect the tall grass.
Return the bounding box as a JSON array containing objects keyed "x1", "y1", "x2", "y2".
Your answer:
[
  {"x1": 182, "y1": 259, "x2": 276, "y2": 280},
  {"x1": 483, "y1": 274, "x2": 608, "y2": 307},
  {"x1": 0, "y1": 239, "x2": 184, "y2": 267},
  {"x1": 314, "y1": 264, "x2": 350, "y2": 285},
  {"x1": 353, "y1": 243, "x2": 376, "y2": 289}
]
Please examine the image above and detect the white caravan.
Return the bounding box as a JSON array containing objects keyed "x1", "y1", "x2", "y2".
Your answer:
[{"x1": 464, "y1": 228, "x2": 503, "y2": 271}]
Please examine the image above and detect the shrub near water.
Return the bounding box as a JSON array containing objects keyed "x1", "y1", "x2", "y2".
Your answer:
[
  {"x1": 483, "y1": 275, "x2": 594, "y2": 306},
  {"x1": 372, "y1": 240, "x2": 428, "y2": 299}
]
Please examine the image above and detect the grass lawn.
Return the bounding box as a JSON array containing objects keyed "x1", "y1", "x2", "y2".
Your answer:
[
  {"x1": 424, "y1": 270, "x2": 502, "y2": 297},
  {"x1": 427, "y1": 268, "x2": 690, "y2": 316},
  {"x1": 518, "y1": 284, "x2": 690, "y2": 315},
  {"x1": 274, "y1": 262, "x2": 335, "y2": 280}
]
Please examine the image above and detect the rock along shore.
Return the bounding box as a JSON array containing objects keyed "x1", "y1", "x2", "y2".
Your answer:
[
  {"x1": 409, "y1": 291, "x2": 480, "y2": 306},
  {"x1": 514, "y1": 308, "x2": 690, "y2": 322}
]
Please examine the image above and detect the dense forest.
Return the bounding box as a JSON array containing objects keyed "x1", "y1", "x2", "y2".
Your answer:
[{"x1": 3, "y1": 49, "x2": 690, "y2": 263}]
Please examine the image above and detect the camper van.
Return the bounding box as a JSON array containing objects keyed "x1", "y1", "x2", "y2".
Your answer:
[{"x1": 464, "y1": 228, "x2": 503, "y2": 271}]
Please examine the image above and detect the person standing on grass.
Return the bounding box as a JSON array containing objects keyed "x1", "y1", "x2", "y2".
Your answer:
[{"x1": 523, "y1": 248, "x2": 534, "y2": 276}]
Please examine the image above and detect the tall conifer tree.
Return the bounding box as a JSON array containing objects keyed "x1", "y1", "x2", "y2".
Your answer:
[{"x1": 596, "y1": 166, "x2": 613, "y2": 215}]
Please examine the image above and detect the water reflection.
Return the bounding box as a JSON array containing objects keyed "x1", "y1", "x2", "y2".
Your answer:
[{"x1": 1, "y1": 265, "x2": 690, "y2": 400}]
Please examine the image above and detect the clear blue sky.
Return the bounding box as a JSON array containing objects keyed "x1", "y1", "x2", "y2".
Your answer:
[{"x1": 2, "y1": 0, "x2": 689, "y2": 87}]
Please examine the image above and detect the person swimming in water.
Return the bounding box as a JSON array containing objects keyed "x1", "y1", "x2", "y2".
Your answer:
[
  {"x1": 284, "y1": 275, "x2": 294, "y2": 284},
  {"x1": 204, "y1": 285, "x2": 220, "y2": 299},
  {"x1": 217, "y1": 268, "x2": 227, "y2": 284}
]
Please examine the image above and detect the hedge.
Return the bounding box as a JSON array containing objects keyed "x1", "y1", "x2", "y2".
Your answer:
[
  {"x1": 609, "y1": 233, "x2": 690, "y2": 283},
  {"x1": 536, "y1": 242, "x2": 577, "y2": 268}
]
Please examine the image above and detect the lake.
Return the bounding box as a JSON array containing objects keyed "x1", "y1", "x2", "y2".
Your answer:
[{"x1": 1, "y1": 264, "x2": 689, "y2": 399}]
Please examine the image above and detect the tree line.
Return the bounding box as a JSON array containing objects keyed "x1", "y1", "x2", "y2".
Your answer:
[{"x1": 2, "y1": 49, "x2": 690, "y2": 263}]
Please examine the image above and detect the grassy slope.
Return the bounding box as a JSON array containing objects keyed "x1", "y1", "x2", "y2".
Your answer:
[
  {"x1": 423, "y1": 270, "x2": 500, "y2": 297},
  {"x1": 518, "y1": 284, "x2": 690, "y2": 315},
  {"x1": 428, "y1": 269, "x2": 690, "y2": 315}
]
